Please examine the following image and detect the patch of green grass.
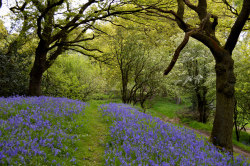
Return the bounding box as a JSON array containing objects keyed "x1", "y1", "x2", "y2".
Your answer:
[
  {"x1": 146, "y1": 97, "x2": 186, "y2": 119},
  {"x1": 74, "y1": 100, "x2": 110, "y2": 166},
  {"x1": 232, "y1": 131, "x2": 250, "y2": 152},
  {"x1": 233, "y1": 140, "x2": 250, "y2": 152},
  {"x1": 88, "y1": 99, "x2": 122, "y2": 105},
  {"x1": 180, "y1": 118, "x2": 213, "y2": 132}
]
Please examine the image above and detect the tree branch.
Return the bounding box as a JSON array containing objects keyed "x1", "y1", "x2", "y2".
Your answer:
[
  {"x1": 183, "y1": 0, "x2": 198, "y2": 11},
  {"x1": 145, "y1": 9, "x2": 176, "y2": 21},
  {"x1": 67, "y1": 48, "x2": 110, "y2": 64},
  {"x1": 102, "y1": 19, "x2": 128, "y2": 29},
  {"x1": 65, "y1": 35, "x2": 96, "y2": 44},
  {"x1": 150, "y1": 6, "x2": 189, "y2": 31},
  {"x1": 211, "y1": 14, "x2": 218, "y2": 30},
  {"x1": 71, "y1": 23, "x2": 95, "y2": 42},
  {"x1": 45, "y1": 35, "x2": 67, "y2": 70},
  {"x1": 88, "y1": 24, "x2": 110, "y2": 36},
  {"x1": 10, "y1": 2, "x2": 27, "y2": 13},
  {"x1": 67, "y1": 44, "x2": 103, "y2": 53},
  {"x1": 224, "y1": 0, "x2": 250, "y2": 53},
  {"x1": 63, "y1": 0, "x2": 96, "y2": 29},
  {"x1": 197, "y1": 0, "x2": 207, "y2": 19},
  {"x1": 120, "y1": 15, "x2": 152, "y2": 27},
  {"x1": 31, "y1": 0, "x2": 45, "y2": 12},
  {"x1": 183, "y1": 0, "x2": 208, "y2": 20},
  {"x1": 222, "y1": 0, "x2": 239, "y2": 16},
  {"x1": 176, "y1": 0, "x2": 189, "y2": 31},
  {"x1": 107, "y1": 0, "x2": 115, "y2": 15},
  {"x1": 164, "y1": 29, "x2": 197, "y2": 75},
  {"x1": 51, "y1": 4, "x2": 144, "y2": 43},
  {"x1": 50, "y1": 0, "x2": 96, "y2": 43},
  {"x1": 37, "y1": 0, "x2": 64, "y2": 40}
]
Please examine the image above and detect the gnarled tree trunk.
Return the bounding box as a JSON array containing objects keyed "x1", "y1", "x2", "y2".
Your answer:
[
  {"x1": 147, "y1": 0, "x2": 249, "y2": 153},
  {"x1": 211, "y1": 50, "x2": 235, "y2": 152}
]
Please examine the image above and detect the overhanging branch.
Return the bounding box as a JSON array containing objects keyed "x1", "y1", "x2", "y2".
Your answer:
[
  {"x1": 102, "y1": 19, "x2": 127, "y2": 29},
  {"x1": 145, "y1": 9, "x2": 175, "y2": 21},
  {"x1": 222, "y1": 0, "x2": 239, "y2": 16},
  {"x1": 224, "y1": 0, "x2": 250, "y2": 53},
  {"x1": 183, "y1": 0, "x2": 198, "y2": 11},
  {"x1": 68, "y1": 44, "x2": 103, "y2": 53},
  {"x1": 150, "y1": 6, "x2": 189, "y2": 31},
  {"x1": 37, "y1": 0, "x2": 64, "y2": 40},
  {"x1": 67, "y1": 48, "x2": 111, "y2": 64},
  {"x1": 51, "y1": 6, "x2": 145, "y2": 43},
  {"x1": 164, "y1": 29, "x2": 197, "y2": 75}
]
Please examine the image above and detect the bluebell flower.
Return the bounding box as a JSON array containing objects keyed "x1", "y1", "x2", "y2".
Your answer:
[
  {"x1": 100, "y1": 103, "x2": 249, "y2": 166},
  {"x1": 0, "y1": 96, "x2": 86, "y2": 165}
]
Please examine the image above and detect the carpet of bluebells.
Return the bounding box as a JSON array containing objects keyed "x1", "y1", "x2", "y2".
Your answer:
[
  {"x1": 0, "y1": 96, "x2": 86, "y2": 165},
  {"x1": 100, "y1": 103, "x2": 249, "y2": 166}
]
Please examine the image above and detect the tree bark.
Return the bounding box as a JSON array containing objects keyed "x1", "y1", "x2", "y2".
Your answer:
[
  {"x1": 211, "y1": 51, "x2": 236, "y2": 152},
  {"x1": 28, "y1": 40, "x2": 48, "y2": 96},
  {"x1": 233, "y1": 99, "x2": 240, "y2": 142},
  {"x1": 121, "y1": 74, "x2": 129, "y2": 103},
  {"x1": 198, "y1": 86, "x2": 208, "y2": 123},
  {"x1": 28, "y1": 70, "x2": 43, "y2": 96},
  {"x1": 197, "y1": 93, "x2": 204, "y2": 122},
  {"x1": 202, "y1": 87, "x2": 208, "y2": 123}
]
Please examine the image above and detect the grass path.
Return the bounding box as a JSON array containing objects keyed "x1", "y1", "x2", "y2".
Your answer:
[{"x1": 75, "y1": 101, "x2": 109, "y2": 166}]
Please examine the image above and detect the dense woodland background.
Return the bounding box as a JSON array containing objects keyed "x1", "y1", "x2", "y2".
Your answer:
[{"x1": 0, "y1": 0, "x2": 249, "y2": 153}]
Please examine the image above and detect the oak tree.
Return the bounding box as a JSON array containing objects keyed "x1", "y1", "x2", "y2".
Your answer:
[
  {"x1": 8, "y1": 0, "x2": 146, "y2": 96},
  {"x1": 134, "y1": 0, "x2": 250, "y2": 152}
]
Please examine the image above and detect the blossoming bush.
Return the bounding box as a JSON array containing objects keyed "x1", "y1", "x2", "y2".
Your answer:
[
  {"x1": 100, "y1": 103, "x2": 249, "y2": 166},
  {"x1": 0, "y1": 96, "x2": 86, "y2": 165}
]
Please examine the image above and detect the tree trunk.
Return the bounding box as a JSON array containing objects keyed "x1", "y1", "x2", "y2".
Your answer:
[
  {"x1": 233, "y1": 100, "x2": 240, "y2": 142},
  {"x1": 198, "y1": 86, "x2": 208, "y2": 123},
  {"x1": 28, "y1": 69, "x2": 43, "y2": 96},
  {"x1": 211, "y1": 51, "x2": 235, "y2": 153},
  {"x1": 197, "y1": 98, "x2": 208, "y2": 123},
  {"x1": 28, "y1": 40, "x2": 48, "y2": 96},
  {"x1": 121, "y1": 81, "x2": 129, "y2": 103},
  {"x1": 198, "y1": 101, "x2": 205, "y2": 123},
  {"x1": 202, "y1": 87, "x2": 208, "y2": 123},
  {"x1": 195, "y1": 86, "x2": 208, "y2": 123},
  {"x1": 197, "y1": 93, "x2": 204, "y2": 122}
]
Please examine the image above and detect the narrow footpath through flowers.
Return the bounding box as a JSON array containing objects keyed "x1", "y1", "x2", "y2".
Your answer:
[{"x1": 77, "y1": 101, "x2": 109, "y2": 166}]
